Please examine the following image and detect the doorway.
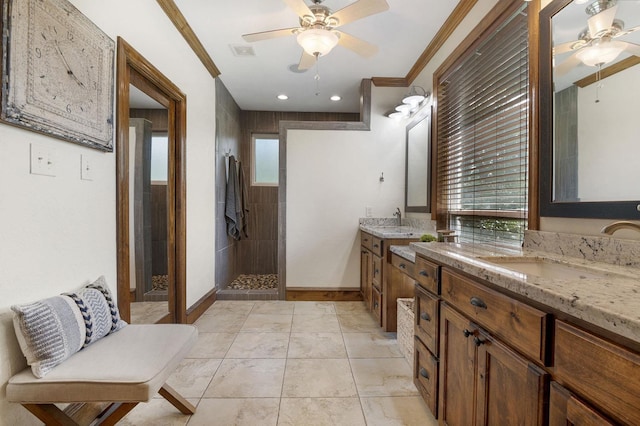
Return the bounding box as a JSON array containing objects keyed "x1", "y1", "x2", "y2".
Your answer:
[{"x1": 115, "y1": 37, "x2": 187, "y2": 324}]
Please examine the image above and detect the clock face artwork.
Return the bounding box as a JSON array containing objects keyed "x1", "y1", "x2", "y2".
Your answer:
[{"x1": 1, "y1": 0, "x2": 115, "y2": 151}]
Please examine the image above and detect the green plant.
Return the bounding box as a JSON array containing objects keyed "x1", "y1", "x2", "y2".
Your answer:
[{"x1": 420, "y1": 234, "x2": 437, "y2": 242}]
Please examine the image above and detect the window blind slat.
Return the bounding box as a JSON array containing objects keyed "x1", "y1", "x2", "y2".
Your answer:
[{"x1": 436, "y1": 4, "x2": 529, "y2": 247}]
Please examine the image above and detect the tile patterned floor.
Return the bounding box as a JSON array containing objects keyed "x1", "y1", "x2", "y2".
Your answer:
[{"x1": 120, "y1": 301, "x2": 438, "y2": 426}]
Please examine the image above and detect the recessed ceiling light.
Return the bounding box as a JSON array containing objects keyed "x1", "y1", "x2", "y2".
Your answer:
[
  {"x1": 330, "y1": 95, "x2": 341, "y2": 101},
  {"x1": 277, "y1": 94, "x2": 289, "y2": 100},
  {"x1": 574, "y1": 0, "x2": 588, "y2": 3}
]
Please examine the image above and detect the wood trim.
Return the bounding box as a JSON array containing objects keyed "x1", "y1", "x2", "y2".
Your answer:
[
  {"x1": 371, "y1": 77, "x2": 408, "y2": 87},
  {"x1": 405, "y1": 0, "x2": 479, "y2": 85},
  {"x1": 372, "y1": 0, "x2": 479, "y2": 87},
  {"x1": 186, "y1": 287, "x2": 217, "y2": 324},
  {"x1": 528, "y1": 0, "x2": 541, "y2": 230},
  {"x1": 574, "y1": 56, "x2": 640, "y2": 88},
  {"x1": 155, "y1": 0, "x2": 220, "y2": 79},
  {"x1": 116, "y1": 37, "x2": 188, "y2": 324},
  {"x1": 285, "y1": 288, "x2": 363, "y2": 301}
]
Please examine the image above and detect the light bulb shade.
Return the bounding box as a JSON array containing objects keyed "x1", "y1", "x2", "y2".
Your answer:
[
  {"x1": 297, "y1": 29, "x2": 339, "y2": 57},
  {"x1": 395, "y1": 104, "x2": 412, "y2": 113},
  {"x1": 402, "y1": 94, "x2": 425, "y2": 107},
  {"x1": 576, "y1": 40, "x2": 625, "y2": 67}
]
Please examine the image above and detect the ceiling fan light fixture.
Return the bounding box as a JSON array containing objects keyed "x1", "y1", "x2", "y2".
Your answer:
[
  {"x1": 297, "y1": 28, "x2": 339, "y2": 57},
  {"x1": 576, "y1": 39, "x2": 625, "y2": 66}
]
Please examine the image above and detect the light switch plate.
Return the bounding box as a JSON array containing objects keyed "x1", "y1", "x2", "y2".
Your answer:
[
  {"x1": 30, "y1": 143, "x2": 56, "y2": 177},
  {"x1": 81, "y1": 154, "x2": 93, "y2": 181},
  {"x1": 365, "y1": 206, "x2": 373, "y2": 217}
]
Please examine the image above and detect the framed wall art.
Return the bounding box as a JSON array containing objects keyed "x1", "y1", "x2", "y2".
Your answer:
[{"x1": 1, "y1": 0, "x2": 115, "y2": 151}]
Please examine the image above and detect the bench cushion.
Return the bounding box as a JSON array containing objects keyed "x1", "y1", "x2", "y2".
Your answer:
[{"x1": 7, "y1": 324, "x2": 198, "y2": 404}]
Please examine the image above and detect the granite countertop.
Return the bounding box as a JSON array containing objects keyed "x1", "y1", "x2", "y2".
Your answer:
[
  {"x1": 411, "y1": 241, "x2": 640, "y2": 345},
  {"x1": 359, "y1": 224, "x2": 427, "y2": 239},
  {"x1": 390, "y1": 245, "x2": 416, "y2": 263}
]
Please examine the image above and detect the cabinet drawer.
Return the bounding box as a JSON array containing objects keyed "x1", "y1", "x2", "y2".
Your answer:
[
  {"x1": 414, "y1": 336, "x2": 438, "y2": 417},
  {"x1": 372, "y1": 285, "x2": 382, "y2": 326},
  {"x1": 371, "y1": 237, "x2": 383, "y2": 257},
  {"x1": 415, "y1": 284, "x2": 440, "y2": 355},
  {"x1": 441, "y1": 269, "x2": 548, "y2": 364},
  {"x1": 415, "y1": 256, "x2": 440, "y2": 294},
  {"x1": 372, "y1": 256, "x2": 382, "y2": 287},
  {"x1": 391, "y1": 253, "x2": 415, "y2": 278},
  {"x1": 361, "y1": 231, "x2": 373, "y2": 251},
  {"x1": 554, "y1": 320, "x2": 640, "y2": 426}
]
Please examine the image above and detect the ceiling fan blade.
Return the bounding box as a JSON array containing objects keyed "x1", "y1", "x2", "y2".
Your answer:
[
  {"x1": 298, "y1": 51, "x2": 317, "y2": 70},
  {"x1": 555, "y1": 52, "x2": 582, "y2": 77},
  {"x1": 587, "y1": 5, "x2": 618, "y2": 38},
  {"x1": 553, "y1": 40, "x2": 579, "y2": 56},
  {"x1": 337, "y1": 31, "x2": 378, "y2": 57},
  {"x1": 282, "y1": 0, "x2": 313, "y2": 19},
  {"x1": 242, "y1": 27, "x2": 298, "y2": 42},
  {"x1": 622, "y1": 41, "x2": 640, "y2": 57},
  {"x1": 615, "y1": 24, "x2": 640, "y2": 38},
  {"x1": 330, "y1": 0, "x2": 389, "y2": 27}
]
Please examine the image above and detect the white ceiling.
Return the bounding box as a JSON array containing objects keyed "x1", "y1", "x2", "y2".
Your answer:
[{"x1": 172, "y1": 0, "x2": 460, "y2": 113}]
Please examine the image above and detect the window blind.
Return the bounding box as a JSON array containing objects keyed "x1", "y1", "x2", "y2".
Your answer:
[{"x1": 436, "y1": 5, "x2": 529, "y2": 247}]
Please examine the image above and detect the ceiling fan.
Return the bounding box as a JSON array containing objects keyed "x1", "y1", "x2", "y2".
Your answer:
[
  {"x1": 242, "y1": 0, "x2": 389, "y2": 71},
  {"x1": 554, "y1": 0, "x2": 640, "y2": 77}
]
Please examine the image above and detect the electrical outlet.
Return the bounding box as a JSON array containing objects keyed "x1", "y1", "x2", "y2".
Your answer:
[
  {"x1": 365, "y1": 206, "x2": 373, "y2": 217},
  {"x1": 81, "y1": 154, "x2": 93, "y2": 181},
  {"x1": 30, "y1": 143, "x2": 56, "y2": 177}
]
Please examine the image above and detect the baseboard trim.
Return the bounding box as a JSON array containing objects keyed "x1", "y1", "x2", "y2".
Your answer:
[
  {"x1": 185, "y1": 288, "x2": 217, "y2": 324},
  {"x1": 285, "y1": 287, "x2": 363, "y2": 302}
]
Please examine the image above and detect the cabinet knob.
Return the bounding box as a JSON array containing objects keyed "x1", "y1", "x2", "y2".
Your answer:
[
  {"x1": 373, "y1": 244, "x2": 379, "y2": 248},
  {"x1": 374, "y1": 301, "x2": 379, "y2": 308},
  {"x1": 470, "y1": 296, "x2": 488, "y2": 310},
  {"x1": 399, "y1": 263, "x2": 406, "y2": 269},
  {"x1": 374, "y1": 269, "x2": 380, "y2": 275},
  {"x1": 463, "y1": 329, "x2": 472, "y2": 338},
  {"x1": 419, "y1": 367, "x2": 429, "y2": 379},
  {"x1": 420, "y1": 312, "x2": 431, "y2": 322},
  {"x1": 419, "y1": 270, "x2": 429, "y2": 277},
  {"x1": 474, "y1": 336, "x2": 486, "y2": 347}
]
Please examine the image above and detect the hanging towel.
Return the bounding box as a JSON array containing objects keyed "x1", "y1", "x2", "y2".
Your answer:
[
  {"x1": 238, "y1": 161, "x2": 250, "y2": 239},
  {"x1": 225, "y1": 155, "x2": 242, "y2": 240}
]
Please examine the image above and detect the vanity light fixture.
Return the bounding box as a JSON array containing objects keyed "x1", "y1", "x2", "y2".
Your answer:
[
  {"x1": 277, "y1": 94, "x2": 289, "y2": 100},
  {"x1": 386, "y1": 86, "x2": 431, "y2": 120}
]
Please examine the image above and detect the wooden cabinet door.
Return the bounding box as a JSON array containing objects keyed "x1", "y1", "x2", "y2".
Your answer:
[
  {"x1": 360, "y1": 249, "x2": 371, "y2": 308},
  {"x1": 439, "y1": 304, "x2": 477, "y2": 426},
  {"x1": 549, "y1": 381, "x2": 615, "y2": 426},
  {"x1": 475, "y1": 330, "x2": 548, "y2": 426}
]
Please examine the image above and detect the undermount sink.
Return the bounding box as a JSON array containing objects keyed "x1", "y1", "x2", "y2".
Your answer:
[{"x1": 479, "y1": 256, "x2": 618, "y2": 280}]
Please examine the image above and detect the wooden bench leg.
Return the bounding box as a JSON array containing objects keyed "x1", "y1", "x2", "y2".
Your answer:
[
  {"x1": 158, "y1": 383, "x2": 196, "y2": 414},
  {"x1": 22, "y1": 402, "x2": 138, "y2": 426},
  {"x1": 94, "y1": 402, "x2": 138, "y2": 426},
  {"x1": 22, "y1": 404, "x2": 77, "y2": 426}
]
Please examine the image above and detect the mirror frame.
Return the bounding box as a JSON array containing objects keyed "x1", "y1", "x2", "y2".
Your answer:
[
  {"x1": 404, "y1": 109, "x2": 431, "y2": 213},
  {"x1": 539, "y1": 0, "x2": 640, "y2": 219},
  {"x1": 116, "y1": 37, "x2": 188, "y2": 323}
]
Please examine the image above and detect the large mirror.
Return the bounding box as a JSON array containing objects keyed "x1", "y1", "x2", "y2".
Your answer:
[
  {"x1": 405, "y1": 108, "x2": 431, "y2": 213},
  {"x1": 540, "y1": 0, "x2": 640, "y2": 218}
]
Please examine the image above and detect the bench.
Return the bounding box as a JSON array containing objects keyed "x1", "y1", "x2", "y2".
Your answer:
[{"x1": 7, "y1": 323, "x2": 198, "y2": 425}]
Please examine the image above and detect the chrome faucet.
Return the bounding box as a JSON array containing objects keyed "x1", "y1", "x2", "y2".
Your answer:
[
  {"x1": 393, "y1": 207, "x2": 402, "y2": 226},
  {"x1": 600, "y1": 221, "x2": 640, "y2": 235}
]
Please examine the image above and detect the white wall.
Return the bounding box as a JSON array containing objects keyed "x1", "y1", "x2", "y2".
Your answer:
[
  {"x1": 0, "y1": 1, "x2": 216, "y2": 422},
  {"x1": 286, "y1": 85, "x2": 409, "y2": 288}
]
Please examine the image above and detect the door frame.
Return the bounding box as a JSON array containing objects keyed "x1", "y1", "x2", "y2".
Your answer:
[{"x1": 115, "y1": 37, "x2": 187, "y2": 323}]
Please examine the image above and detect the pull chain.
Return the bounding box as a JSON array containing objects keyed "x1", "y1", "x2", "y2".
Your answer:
[
  {"x1": 595, "y1": 64, "x2": 603, "y2": 103},
  {"x1": 314, "y1": 53, "x2": 321, "y2": 96}
]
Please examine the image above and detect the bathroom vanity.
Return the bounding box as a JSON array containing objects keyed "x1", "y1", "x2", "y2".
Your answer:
[
  {"x1": 359, "y1": 222, "x2": 427, "y2": 331},
  {"x1": 411, "y1": 231, "x2": 640, "y2": 425}
]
